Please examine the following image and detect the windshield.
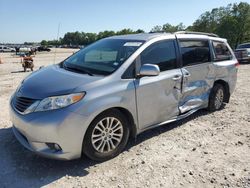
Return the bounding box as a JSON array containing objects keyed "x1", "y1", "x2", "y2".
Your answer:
[
  {"x1": 237, "y1": 43, "x2": 250, "y2": 49},
  {"x1": 63, "y1": 39, "x2": 144, "y2": 76}
]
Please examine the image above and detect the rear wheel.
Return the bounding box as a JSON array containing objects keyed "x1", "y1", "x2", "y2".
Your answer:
[
  {"x1": 83, "y1": 109, "x2": 130, "y2": 161},
  {"x1": 208, "y1": 84, "x2": 225, "y2": 111}
]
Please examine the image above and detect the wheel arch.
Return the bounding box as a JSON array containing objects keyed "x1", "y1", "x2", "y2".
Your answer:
[
  {"x1": 81, "y1": 106, "x2": 137, "y2": 155},
  {"x1": 113, "y1": 107, "x2": 137, "y2": 139},
  {"x1": 86, "y1": 106, "x2": 137, "y2": 138},
  {"x1": 81, "y1": 106, "x2": 137, "y2": 159}
]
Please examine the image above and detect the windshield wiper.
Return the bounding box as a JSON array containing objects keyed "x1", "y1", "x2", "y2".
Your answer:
[{"x1": 63, "y1": 64, "x2": 94, "y2": 76}]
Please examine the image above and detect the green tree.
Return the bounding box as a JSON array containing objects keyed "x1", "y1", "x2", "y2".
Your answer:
[
  {"x1": 59, "y1": 28, "x2": 145, "y2": 46},
  {"x1": 135, "y1": 29, "x2": 145, "y2": 33},
  {"x1": 41, "y1": 40, "x2": 48, "y2": 46},
  {"x1": 97, "y1": 30, "x2": 115, "y2": 40},
  {"x1": 116, "y1": 28, "x2": 135, "y2": 35},
  {"x1": 190, "y1": 2, "x2": 250, "y2": 48},
  {"x1": 162, "y1": 23, "x2": 185, "y2": 32},
  {"x1": 231, "y1": 2, "x2": 250, "y2": 47},
  {"x1": 151, "y1": 25, "x2": 163, "y2": 32},
  {"x1": 151, "y1": 23, "x2": 185, "y2": 33}
]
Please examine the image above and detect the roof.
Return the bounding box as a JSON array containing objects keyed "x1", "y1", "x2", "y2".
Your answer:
[
  {"x1": 107, "y1": 32, "x2": 226, "y2": 42},
  {"x1": 107, "y1": 33, "x2": 171, "y2": 41}
]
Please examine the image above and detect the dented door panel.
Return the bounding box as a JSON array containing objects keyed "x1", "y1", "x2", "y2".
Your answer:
[
  {"x1": 136, "y1": 69, "x2": 182, "y2": 129},
  {"x1": 179, "y1": 63, "x2": 215, "y2": 113}
]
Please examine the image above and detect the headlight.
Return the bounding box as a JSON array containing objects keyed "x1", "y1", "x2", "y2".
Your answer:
[{"x1": 34, "y1": 92, "x2": 85, "y2": 112}]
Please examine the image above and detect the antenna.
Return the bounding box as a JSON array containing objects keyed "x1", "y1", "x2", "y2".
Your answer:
[{"x1": 53, "y1": 23, "x2": 61, "y2": 64}]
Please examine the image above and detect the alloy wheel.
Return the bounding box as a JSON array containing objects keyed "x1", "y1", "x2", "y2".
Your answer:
[{"x1": 91, "y1": 117, "x2": 124, "y2": 153}]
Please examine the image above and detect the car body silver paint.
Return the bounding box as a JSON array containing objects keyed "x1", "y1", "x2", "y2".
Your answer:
[
  {"x1": 135, "y1": 68, "x2": 183, "y2": 129},
  {"x1": 10, "y1": 33, "x2": 238, "y2": 160}
]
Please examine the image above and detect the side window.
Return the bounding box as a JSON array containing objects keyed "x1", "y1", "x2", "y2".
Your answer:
[
  {"x1": 180, "y1": 40, "x2": 210, "y2": 66},
  {"x1": 212, "y1": 41, "x2": 232, "y2": 61},
  {"x1": 140, "y1": 40, "x2": 177, "y2": 72}
]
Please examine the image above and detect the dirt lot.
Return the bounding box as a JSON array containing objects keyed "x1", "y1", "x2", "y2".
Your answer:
[{"x1": 0, "y1": 49, "x2": 249, "y2": 188}]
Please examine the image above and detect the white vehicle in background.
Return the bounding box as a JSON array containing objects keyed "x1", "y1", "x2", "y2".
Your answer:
[
  {"x1": 0, "y1": 46, "x2": 16, "y2": 52},
  {"x1": 19, "y1": 47, "x2": 31, "y2": 53}
]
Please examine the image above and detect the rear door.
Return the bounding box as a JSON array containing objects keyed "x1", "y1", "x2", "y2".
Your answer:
[
  {"x1": 135, "y1": 39, "x2": 183, "y2": 130},
  {"x1": 178, "y1": 39, "x2": 214, "y2": 113}
]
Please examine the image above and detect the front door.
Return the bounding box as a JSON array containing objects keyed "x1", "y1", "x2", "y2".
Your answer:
[{"x1": 135, "y1": 39, "x2": 182, "y2": 130}]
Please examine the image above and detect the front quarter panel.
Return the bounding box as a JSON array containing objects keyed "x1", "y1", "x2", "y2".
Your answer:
[{"x1": 70, "y1": 79, "x2": 137, "y2": 129}]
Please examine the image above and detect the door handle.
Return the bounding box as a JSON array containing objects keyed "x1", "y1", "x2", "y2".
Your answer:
[{"x1": 172, "y1": 75, "x2": 182, "y2": 81}]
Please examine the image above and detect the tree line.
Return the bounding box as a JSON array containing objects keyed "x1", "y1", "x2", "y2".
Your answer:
[
  {"x1": 41, "y1": 29, "x2": 144, "y2": 47},
  {"x1": 41, "y1": 2, "x2": 250, "y2": 49}
]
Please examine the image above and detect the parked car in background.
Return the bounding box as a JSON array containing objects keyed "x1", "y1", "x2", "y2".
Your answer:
[
  {"x1": 37, "y1": 46, "x2": 51, "y2": 52},
  {"x1": 19, "y1": 47, "x2": 31, "y2": 53},
  {"x1": 0, "y1": 46, "x2": 16, "y2": 52},
  {"x1": 10, "y1": 32, "x2": 238, "y2": 161},
  {"x1": 234, "y1": 42, "x2": 250, "y2": 63}
]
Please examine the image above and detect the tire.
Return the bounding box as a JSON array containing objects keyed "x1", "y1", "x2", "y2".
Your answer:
[
  {"x1": 83, "y1": 109, "x2": 130, "y2": 161},
  {"x1": 208, "y1": 84, "x2": 225, "y2": 111}
]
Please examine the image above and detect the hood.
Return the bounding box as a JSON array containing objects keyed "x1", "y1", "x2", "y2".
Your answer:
[{"x1": 17, "y1": 65, "x2": 102, "y2": 99}]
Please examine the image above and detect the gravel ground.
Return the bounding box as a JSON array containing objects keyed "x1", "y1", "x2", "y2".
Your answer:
[{"x1": 0, "y1": 50, "x2": 249, "y2": 188}]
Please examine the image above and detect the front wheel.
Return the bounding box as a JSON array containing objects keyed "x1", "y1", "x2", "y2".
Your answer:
[
  {"x1": 208, "y1": 84, "x2": 225, "y2": 111},
  {"x1": 83, "y1": 109, "x2": 130, "y2": 161}
]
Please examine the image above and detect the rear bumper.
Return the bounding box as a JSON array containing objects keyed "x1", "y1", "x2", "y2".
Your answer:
[{"x1": 10, "y1": 102, "x2": 90, "y2": 160}]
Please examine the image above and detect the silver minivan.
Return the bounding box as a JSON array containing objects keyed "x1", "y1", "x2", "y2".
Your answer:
[{"x1": 10, "y1": 32, "x2": 238, "y2": 161}]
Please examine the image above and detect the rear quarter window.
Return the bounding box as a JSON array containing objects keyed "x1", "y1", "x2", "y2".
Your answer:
[{"x1": 212, "y1": 41, "x2": 232, "y2": 61}]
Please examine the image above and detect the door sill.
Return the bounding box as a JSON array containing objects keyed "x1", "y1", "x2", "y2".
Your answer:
[{"x1": 138, "y1": 108, "x2": 201, "y2": 134}]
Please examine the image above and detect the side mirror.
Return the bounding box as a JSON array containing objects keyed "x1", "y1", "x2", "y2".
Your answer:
[{"x1": 138, "y1": 64, "x2": 160, "y2": 77}]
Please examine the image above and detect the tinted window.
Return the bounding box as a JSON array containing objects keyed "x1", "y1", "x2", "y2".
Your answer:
[
  {"x1": 180, "y1": 40, "x2": 210, "y2": 66},
  {"x1": 212, "y1": 41, "x2": 232, "y2": 61},
  {"x1": 141, "y1": 40, "x2": 177, "y2": 71}
]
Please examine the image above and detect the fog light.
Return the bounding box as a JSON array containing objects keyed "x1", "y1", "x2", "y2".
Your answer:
[{"x1": 46, "y1": 143, "x2": 62, "y2": 152}]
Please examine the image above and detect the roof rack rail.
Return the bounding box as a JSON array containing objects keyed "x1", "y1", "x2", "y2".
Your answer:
[
  {"x1": 175, "y1": 31, "x2": 219, "y2": 37},
  {"x1": 149, "y1": 31, "x2": 167, "y2": 34}
]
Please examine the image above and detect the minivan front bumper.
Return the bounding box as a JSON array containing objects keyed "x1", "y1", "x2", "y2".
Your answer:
[{"x1": 10, "y1": 102, "x2": 90, "y2": 160}]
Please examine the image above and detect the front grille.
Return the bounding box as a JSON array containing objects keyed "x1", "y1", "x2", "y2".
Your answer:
[{"x1": 13, "y1": 96, "x2": 37, "y2": 113}]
